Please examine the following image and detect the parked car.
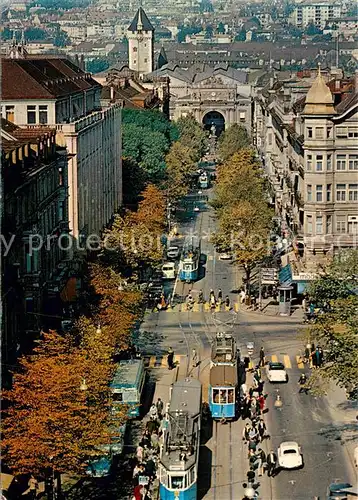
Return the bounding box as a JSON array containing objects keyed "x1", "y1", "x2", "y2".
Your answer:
[
  {"x1": 167, "y1": 246, "x2": 180, "y2": 259},
  {"x1": 266, "y1": 362, "x2": 288, "y2": 383},
  {"x1": 277, "y1": 441, "x2": 303, "y2": 469},
  {"x1": 219, "y1": 252, "x2": 232, "y2": 260}
]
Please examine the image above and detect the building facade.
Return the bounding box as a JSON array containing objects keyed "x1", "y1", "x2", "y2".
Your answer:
[
  {"x1": 147, "y1": 63, "x2": 252, "y2": 134},
  {"x1": 289, "y1": 2, "x2": 342, "y2": 29},
  {"x1": 1, "y1": 121, "x2": 70, "y2": 385},
  {"x1": 127, "y1": 7, "x2": 155, "y2": 76},
  {"x1": 254, "y1": 69, "x2": 358, "y2": 280},
  {"x1": 1, "y1": 55, "x2": 123, "y2": 241}
]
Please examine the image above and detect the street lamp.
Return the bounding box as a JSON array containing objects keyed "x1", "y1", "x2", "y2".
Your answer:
[
  {"x1": 167, "y1": 202, "x2": 172, "y2": 232},
  {"x1": 80, "y1": 378, "x2": 88, "y2": 392}
]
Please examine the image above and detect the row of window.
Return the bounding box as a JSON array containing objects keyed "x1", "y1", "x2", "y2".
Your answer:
[
  {"x1": 306, "y1": 214, "x2": 358, "y2": 235},
  {"x1": 306, "y1": 183, "x2": 358, "y2": 203},
  {"x1": 306, "y1": 154, "x2": 358, "y2": 171},
  {"x1": 3, "y1": 105, "x2": 48, "y2": 124},
  {"x1": 306, "y1": 126, "x2": 358, "y2": 140}
]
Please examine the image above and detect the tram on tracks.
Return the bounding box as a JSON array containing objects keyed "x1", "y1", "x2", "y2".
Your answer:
[
  {"x1": 159, "y1": 378, "x2": 202, "y2": 500},
  {"x1": 198, "y1": 171, "x2": 209, "y2": 189},
  {"x1": 208, "y1": 364, "x2": 238, "y2": 420},
  {"x1": 179, "y1": 235, "x2": 201, "y2": 283},
  {"x1": 211, "y1": 332, "x2": 238, "y2": 367}
]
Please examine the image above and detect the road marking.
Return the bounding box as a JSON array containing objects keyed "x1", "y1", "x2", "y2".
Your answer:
[
  {"x1": 193, "y1": 302, "x2": 199, "y2": 312},
  {"x1": 174, "y1": 354, "x2": 181, "y2": 365},
  {"x1": 181, "y1": 303, "x2": 187, "y2": 312},
  {"x1": 271, "y1": 354, "x2": 278, "y2": 363},
  {"x1": 204, "y1": 302, "x2": 210, "y2": 311},
  {"x1": 296, "y1": 355, "x2": 305, "y2": 369},
  {"x1": 215, "y1": 304, "x2": 220, "y2": 312},
  {"x1": 208, "y1": 255, "x2": 213, "y2": 261},
  {"x1": 234, "y1": 302, "x2": 239, "y2": 312},
  {"x1": 283, "y1": 355, "x2": 292, "y2": 369}
]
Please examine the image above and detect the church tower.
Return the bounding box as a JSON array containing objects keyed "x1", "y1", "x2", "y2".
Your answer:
[{"x1": 127, "y1": 7, "x2": 154, "y2": 76}]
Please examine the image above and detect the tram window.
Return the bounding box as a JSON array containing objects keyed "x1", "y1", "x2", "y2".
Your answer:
[
  {"x1": 213, "y1": 389, "x2": 220, "y2": 403},
  {"x1": 112, "y1": 392, "x2": 123, "y2": 402},
  {"x1": 190, "y1": 467, "x2": 196, "y2": 485},
  {"x1": 220, "y1": 390, "x2": 227, "y2": 403},
  {"x1": 228, "y1": 389, "x2": 234, "y2": 403},
  {"x1": 171, "y1": 476, "x2": 184, "y2": 489},
  {"x1": 184, "y1": 264, "x2": 192, "y2": 271}
]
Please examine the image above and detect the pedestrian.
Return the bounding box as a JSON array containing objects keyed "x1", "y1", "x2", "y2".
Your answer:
[
  {"x1": 255, "y1": 448, "x2": 266, "y2": 476},
  {"x1": 354, "y1": 445, "x2": 358, "y2": 467},
  {"x1": 248, "y1": 439, "x2": 257, "y2": 455},
  {"x1": 258, "y1": 394, "x2": 265, "y2": 413},
  {"x1": 27, "y1": 475, "x2": 39, "y2": 499},
  {"x1": 150, "y1": 431, "x2": 159, "y2": 453},
  {"x1": 259, "y1": 347, "x2": 265, "y2": 367},
  {"x1": 257, "y1": 380, "x2": 264, "y2": 395},
  {"x1": 240, "y1": 289, "x2": 246, "y2": 304},
  {"x1": 141, "y1": 429, "x2": 151, "y2": 448},
  {"x1": 136, "y1": 444, "x2": 144, "y2": 463},
  {"x1": 257, "y1": 419, "x2": 266, "y2": 441},
  {"x1": 248, "y1": 426, "x2": 258, "y2": 442},
  {"x1": 156, "y1": 398, "x2": 164, "y2": 419},
  {"x1": 267, "y1": 450, "x2": 277, "y2": 477},
  {"x1": 192, "y1": 348, "x2": 198, "y2": 368},
  {"x1": 218, "y1": 288, "x2": 223, "y2": 302},
  {"x1": 149, "y1": 403, "x2": 158, "y2": 420},
  {"x1": 243, "y1": 423, "x2": 251, "y2": 442},
  {"x1": 167, "y1": 347, "x2": 174, "y2": 370},
  {"x1": 298, "y1": 373, "x2": 308, "y2": 393}
]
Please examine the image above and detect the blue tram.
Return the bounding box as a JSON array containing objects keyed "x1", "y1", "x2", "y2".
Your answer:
[
  {"x1": 159, "y1": 378, "x2": 202, "y2": 500},
  {"x1": 110, "y1": 359, "x2": 146, "y2": 418},
  {"x1": 198, "y1": 172, "x2": 209, "y2": 189},
  {"x1": 209, "y1": 364, "x2": 237, "y2": 420},
  {"x1": 179, "y1": 235, "x2": 201, "y2": 283}
]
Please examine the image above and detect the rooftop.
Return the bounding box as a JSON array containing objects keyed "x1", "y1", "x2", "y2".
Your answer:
[{"x1": 128, "y1": 7, "x2": 154, "y2": 33}]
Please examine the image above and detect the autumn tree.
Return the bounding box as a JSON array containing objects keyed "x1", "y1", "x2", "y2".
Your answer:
[
  {"x1": 165, "y1": 141, "x2": 198, "y2": 200},
  {"x1": 211, "y1": 149, "x2": 264, "y2": 213},
  {"x1": 2, "y1": 329, "x2": 124, "y2": 479},
  {"x1": 307, "y1": 249, "x2": 358, "y2": 307},
  {"x1": 213, "y1": 200, "x2": 272, "y2": 286},
  {"x1": 176, "y1": 114, "x2": 208, "y2": 162},
  {"x1": 88, "y1": 263, "x2": 143, "y2": 349},
  {"x1": 217, "y1": 123, "x2": 251, "y2": 161},
  {"x1": 307, "y1": 296, "x2": 358, "y2": 396}
]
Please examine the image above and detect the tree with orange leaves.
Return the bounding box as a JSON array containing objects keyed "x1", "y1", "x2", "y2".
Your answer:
[
  {"x1": 88, "y1": 263, "x2": 142, "y2": 350},
  {"x1": 2, "y1": 329, "x2": 126, "y2": 479}
]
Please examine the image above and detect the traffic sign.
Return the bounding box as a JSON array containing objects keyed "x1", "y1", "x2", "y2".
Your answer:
[{"x1": 261, "y1": 267, "x2": 278, "y2": 285}]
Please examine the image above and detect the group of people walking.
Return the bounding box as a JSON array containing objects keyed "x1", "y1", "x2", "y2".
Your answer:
[
  {"x1": 241, "y1": 363, "x2": 277, "y2": 499},
  {"x1": 185, "y1": 288, "x2": 231, "y2": 310},
  {"x1": 132, "y1": 398, "x2": 165, "y2": 500}
]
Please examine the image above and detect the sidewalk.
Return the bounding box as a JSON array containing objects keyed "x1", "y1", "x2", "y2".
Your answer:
[{"x1": 324, "y1": 383, "x2": 358, "y2": 482}]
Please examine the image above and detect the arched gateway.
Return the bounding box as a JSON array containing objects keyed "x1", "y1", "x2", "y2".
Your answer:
[{"x1": 202, "y1": 111, "x2": 225, "y2": 136}]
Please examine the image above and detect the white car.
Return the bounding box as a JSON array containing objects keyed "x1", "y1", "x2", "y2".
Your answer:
[
  {"x1": 266, "y1": 362, "x2": 288, "y2": 383},
  {"x1": 277, "y1": 441, "x2": 303, "y2": 469},
  {"x1": 166, "y1": 246, "x2": 180, "y2": 259},
  {"x1": 219, "y1": 252, "x2": 232, "y2": 260},
  {"x1": 162, "y1": 262, "x2": 176, "y2": 280}
]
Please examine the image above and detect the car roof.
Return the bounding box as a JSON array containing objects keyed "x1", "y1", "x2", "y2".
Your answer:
[{"x1": 279, "y1": 441, "x2": 299, "y2": 449}]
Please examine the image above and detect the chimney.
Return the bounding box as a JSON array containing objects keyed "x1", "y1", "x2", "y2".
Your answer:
[{"x1": 110, "y1": 86, "x2": 115, "y2": 100}]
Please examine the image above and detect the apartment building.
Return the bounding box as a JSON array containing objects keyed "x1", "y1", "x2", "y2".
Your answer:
[
  {"x1": 1, "y1": 121, "x2": 70, "y2": 386},
  {"x1": 289, "y1": 2, "x2": 342, "y2": 29},
  {"x1": 1, "y1": 55, "x2": 123, "y2": 241},
  {"x1": 254, "y1": 69, "x2": 358, "y2": 287}
]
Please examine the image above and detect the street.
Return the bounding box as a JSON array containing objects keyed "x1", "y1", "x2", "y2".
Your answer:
[
  {"x1": 66, "y1": 185, "x2": 356, "y2": 500},
  {"x1": 137, "y1": 187, "x2": 356, "y2": 499}
]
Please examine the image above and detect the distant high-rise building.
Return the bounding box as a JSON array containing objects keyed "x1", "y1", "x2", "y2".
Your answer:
[
  {"x1": 127, "y1": 7, "x2": 155, "y2": 75},
  {"x1": 289, "y1": 2, "x2": 342, "y2": 30}
]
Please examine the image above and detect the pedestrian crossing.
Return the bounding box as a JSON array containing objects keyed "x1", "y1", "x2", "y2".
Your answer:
[
  {"x1": 152, "y1": 302, "x2": 241, "y2": 313},
  {"x1": 142, "y1": 354, "x2": 185, "y2": 368},
  {"x1": 142, "y1": 353, "x2": 305, "y2": 369}
]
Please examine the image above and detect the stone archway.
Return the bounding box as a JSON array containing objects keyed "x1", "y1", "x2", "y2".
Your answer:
[{"x1": 202, "y1": 111, "x2": 225, "y2": 136}]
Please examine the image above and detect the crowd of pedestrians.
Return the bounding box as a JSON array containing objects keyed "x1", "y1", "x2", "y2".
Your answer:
[
  {"x1": 132, "y1": 398, "x2": 165, "y2": 500},
  {"x1": 240, "y1": 363, "x2": 277, "y2": 499}
]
